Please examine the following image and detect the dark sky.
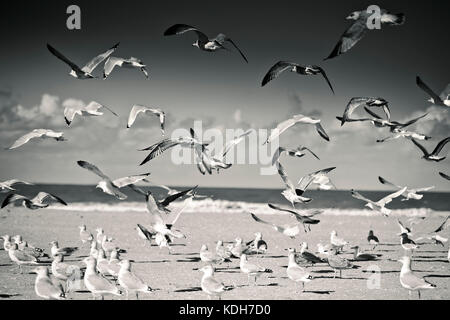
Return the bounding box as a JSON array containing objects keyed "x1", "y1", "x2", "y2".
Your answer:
[{"x1": 0, "y1": 0, "x2": 449, "y2": 190}]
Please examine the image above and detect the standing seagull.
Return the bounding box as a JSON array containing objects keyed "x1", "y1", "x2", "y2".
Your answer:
[
  {"x1": 400, "y1": 233, "x2": 418, "y2": 253},
  {"x1": 64, "y1": 101, "x2": 118, "y2": 126},
  {"x1": 351, "y1": 187, "x2": 407, "y2": 216},
  {"x1": 47, "y1": 42, "x2": 119, "y2": 79},
  {"x1": 416, "y1": 76, "x2": 450, "y2": 107},
  {"x1": 286, "y1": 248, "x2": 313, "y2": 292},
  {"x1": 276, "y1": 161, "x2": 312, "y2": 207},
  {"x1": 83, "y1": 257, "x2": 122, "y2": 300},
  {"x1": 367, "y1": 230, "x2": 380, "y2": 250},
  {"x1": 378, "y1": 176, "x2": 434, "y2": 201},
  {"x1": 330, "y1": 230, "x2": 348, "y2": 253},
  {"x1": 103, "y1": 56, "x2": 149, "y2": 79},
  {"x1": 127, "y1": 105, "x2": 166, "y2": 135},
  {"x1": 339, "y1": 97, "x2": 390, "y2": 126},
  {"x1": 118, "y1": 260, "x2": 153, "y2": 300},
  {"x1": 327, "y1": 250, "x2": 358, "y2": 278},
  {"x1": 398, "y1": 256, "x2": 435, "y2": 299},
  {"x1": 261, "y1": 61, "x2": 334, "y2": 94},
  {"x1": 32, "y1": 267, "x2": 66, "y2": 300},
  {"x1": 77, "y1": 160, "x2": 150, "y2": 200},
  {"x1": 264, "y1": 114, "x2": 330, "y2": 144},
  {"x1": 7, "y1": 129, "x2": 66, "y2": 150},
  {"x1": 239, "y1": 254, "x2": 272, "y2": 285},
  {"x1": 164, "y1": 24, "x2": 248, "y2": 63},
  {"x1": 1, "y1": 192, "x2": 67, "y2": 210},
  {"x1": 200, "y1": 265, "x2": 232, "y2": 300},
  {"x1": 410, "y1": 137, "x2": 450, "y2": 162},
  {"x1": 0, "y1": 179, "x2": 33, "y2": 193},
  {"x1": 324, "y1": 9, "x2": 405, "y2": 60}
]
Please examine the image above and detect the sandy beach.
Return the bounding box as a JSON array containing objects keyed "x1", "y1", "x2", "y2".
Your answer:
[{"x1": 1, "y1": 207, "x2": 449, "y2": 300}]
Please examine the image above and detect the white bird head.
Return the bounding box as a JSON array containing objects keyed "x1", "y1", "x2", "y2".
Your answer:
[
  {"x1": 82, "y1": 256, "x2": 96, "y2": 266},
  {"x1": 118, "y1": 259, "x2": 132, "y2": 271},
  {"x1": 200, "y1": 265, "x2": 214, "y2": 276},
  {"x1": 31, "y1": 266, "x2": 49, "y2": 276},
  {"x1": 12, "y1": 235, "x2": 22, "y2": 243},
  {"x1": 200, "y1": 244, "x2": 208, "y2": 251},
  {"x1": 397, "y1": 256, "x2": 411, "y2": 266},
  {"x1": 240, "y1": 254, "x2": 247, "y2": 261},
  {"x1": 330, "y1": 230, "x2": 337, "y2": 237},
  {"x1": 95, "y1": 227, "x2": 104, "y2": 234},
  {"x1": 69, "y1": 70, "x2": 78, "y2": 78},
  {"x1": 79, "y1": 225, "x2": 86, "y2": 231},
  {"x1": 49, "y1": 240, "x2": 58, "y2": 247}
]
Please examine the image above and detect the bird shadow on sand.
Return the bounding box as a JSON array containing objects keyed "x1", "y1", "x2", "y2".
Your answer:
[
  {"x1": 132, "y1": 260, "x2": 171, "y2": 264},
  {"x1": 169, "y1": 252, "x2": 198, "y2": 256},
  {"x1": 262, "y1": 255, "x2": 286, "y2": 259},
  {"x1": 174, "y1": 287, "x2": 202, "y2": 293},
  {"x1": 0, "y1": 293, "x2": 21, "y2": 298},
  {"x1": 313, "y1": 275, "x2": 367, "y2": 280},
  {"x1": 424, "y1": 274, "x2": 450, "y2": 278},
  {"x1": 303, "y1": 290, "x2": 334, "y2": 295},
  {"x1": 177, "y1": 257, "x2": 201, "y2": 263},
  {"x1": 0, "y1": 264, "x2": 12, "y2": 267},
  {"x1": 413, "y1": 259, "x2": 449, "y2": 263},
  {"x1": 413, "y1": 255, "x2": 447, "y2": 259},
  {"x1": 312, "y1": 269, "x2": 335, "y2": 274}
]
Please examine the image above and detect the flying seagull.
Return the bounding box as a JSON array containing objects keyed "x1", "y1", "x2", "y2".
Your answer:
[
  {"x1": 351, "y1": 187, "x2": 407, "y2": 216},
  {"x1": 261, "y1": 61, "x2": 334, "y2": 94},
  {"x1": 8, "y1": 129, "x2": 66, "y2": 150},
  {"x1": 77, "y1": 160, "x2": 150, "y2": 200},
  {"x1": 64, "y1": 101, "x2": 118, "y2": 126},
  {"x1": 324, "y1": 9, "x2": 405, "y2": 60},
  {"x1": 410, "y1": 137, "x2": 450, "y2": 162},
  {"x1": 264, "y1": 114, "x2": 330, "y2": 145},
  {"x1": 298, "y1": 167, "x2": 337, "y2": 191},
  {"x1": 276, "y1": 161, "x2": 312, "y2": 207},
  {"x1": 139, "y1": 128, "x2": 209, "y2": 166},
  {"x1": 267, "y1": 203, "x2": 322, "y2": 232},
  {"x1": 378, "y1": 176, "x2": 434, "y2": 201},
  {"x1": 250, "y1": 213, "x2": 300, "y2": 239},
  {"x1": 339, "y1": 97, "x2": 390, "y2": 126},
  {"x1": 103, "y1": 56, "x2": 149, "y2": 79},
  {"x1": 164, "y1": 24, "x2": 248, "y2": 63},
  {"x1": 271, "y1": 146, "x2": 320, "y2": 166},
  {"x1": 127, "y1": 105, "x2": 165, "y2": 135},
  {"x1": 439, "y1": 172, "x2": 450, "y2": 181},
  {"x1": 1, "y1": 192, "x2": 67, "y2": 210},
  {"x1": 376, "y1": 130, "x2": 431, "y2": 143},
  {"x1": 416, "y1": 76, "x2": 450, "y2": 107},
  {"x1": 0, "y1": 179, "x2": 33, "y2": 193},
  {"x1": 47, "y1": 42, "x2": 119, "y2": 79}
]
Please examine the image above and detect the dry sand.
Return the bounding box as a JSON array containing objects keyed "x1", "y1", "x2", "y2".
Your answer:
[{"x1": 0, "y1": 208, "x2": 449, "y2": 300}]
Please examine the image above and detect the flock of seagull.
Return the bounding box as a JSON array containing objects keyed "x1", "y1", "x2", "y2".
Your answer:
[{"x1": 1, "y1": 7, "x2": 450, "y2": 300}]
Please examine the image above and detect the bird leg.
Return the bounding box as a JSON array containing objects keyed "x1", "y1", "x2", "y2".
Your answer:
[
  {"x1": 302, "y1": 282, "x2": 305, "y2": 292},
  {"x1": 418, "y1": 290, "x2": 421, "y2": 300},
  {"x1": 135, "y1": 292, "x2": 139, "y2": 300},
  {"x1": 339, "y1": 270, "x2": 342, "y2": 279}
]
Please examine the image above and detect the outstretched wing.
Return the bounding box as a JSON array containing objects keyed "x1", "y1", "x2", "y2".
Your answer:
[
  {"x1": 434, "y1": 216, "x2": 450, "y2": 233},
  {"x1": 47, "y1": 44, "x2": 82, "y2": 73},
  {"x1": 431, "y1": 137, "x2": 450, "y2": 156},
  {"x1": 314, "y1": 66, "x2": 335, "y2": 94},
  {"x1": 439, "y1": 172, "x2": 450, "y2": 181},
  {"x1": 298, "y1": 167, "x2": 336, "y2": 191},
  {"x1": 163, "y1": 24, "x2": 209, "y2": 45},
  {"x1": 214, "y1": 34, "x2": 248, "y2": 63},
  {"x1": 1, "y1": 194, "x2": 28, "y2": 208},
  {"x1": 220, "y1": 129, "x2": 252, "y2": 158},
  {"x1": 81, "y1": 42, "x2": 120, "y2": 73},
  {"x1": 276, "y1": 162, "x2": 295, "y2": 191},
  {"x1": 159, "y1": 186, "x2": 197, "y2": 207},
  {"x1": 84, "y1": 101, "x2": 118, "y2": 117},
  {"x1": 378, "y1": 176, "x2": 402, "y2": 189},
  {"x1": 8, "y1": 130, "x2": 46, "y2": 150},
  {"x1": 299, "y1": 146, "x2": 320, "y2": 160},
  {"x1": 410, "y1": 139, "x2": 429, "y2": 156},
  {"x1": 139, "y1": 139, "x2": 181, "y2": 165},
  {"x1": 416, "y1": 76, "x2": 443, "y2": 105},
  {"x1": 250, "y1": 213, "x2": 278, "y2": 229},
  {"x1": 324, "y1": 18, "x2": 368, "y2": 60},
  {"x1": 261, "y1": 61, "x2": 296, "y2": 87},
  {"x1": 351, "y1": 189, "x2": 377, "y2": 206},
  {"x1": 77, "y1": 160, "x2": 110, "y2": 180},
  {"x1": 265, "y1": 116, "x2": 299, "y2": 144},
  {"x1": 34, "y1": 192, "x2": 67, "y2": 206},
  {"x1": 394, "y1": 113, "x2": 428, "y2": 128},
  {"x1": 113, "y1": 173, "x2": 151, "y2": 188},
  {"x1": 379, "y1": 187, "x2": 408, "y2": 206},
  {"x1": 315, "y1": 123, "x2": 330, "y2": 142}
]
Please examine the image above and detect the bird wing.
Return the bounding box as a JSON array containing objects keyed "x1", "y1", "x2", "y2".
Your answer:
[
  {"x1": 324, "y1": 18, "x2": 368, "y2": 60},
  {"x1": 160, "y1": 186, "x2": 197, "y2": 207},
  {"x1": 34, "y1": 192, "x2": 67, "y2": 206},
  {"x1": 113, "y1": 173, "x2": 151, "y2": 188},
  {"x1": 202, "y1": 277, "x2": 225, "y2": 293},
  {"x1": 378, "y1": 176, "x2": 402, "y2": 189},
  {"x1": 315, "y1": 123, "x2": 330, "y2": 141},
  {"x1": 170, "y1": 194, "x2": 194, "y2": 226},
  {"x1": 416, "y1": 76, "x2": 443, "y2": 105},
  {"x1": 397, "y1": 219, "x2": 411, "y2": 234},
  {"x1": 434, "y1": 216, "x2": 450, "y2": 233},
  {"x1": 8, "y1": 130, "x2": 46, "y2": 149},
  {"x1": 3, "y1": 179, "x2": 33, "y2": 187},
  {"x1": 261, "y1": 61, "x2": 296, "y2": 87},
  {"x1": 103, "y1": 57, "x2": 125, "y2": 79},
  {"x1": 410, "y1": 139, "x2": 429, "y2": 156},
  {"x1": 439, "y1": 172, "x2": 450, "y2": 181},
  {"x1": 266, "y1": 116, "x2": 301, "y2": 144},
  {"x1": 276, "y1": 162, "x2": 295, "y2": 191},
  {"x1": 214, "y1": 33, "x2": 248, "y2": 63},
  {"x1": 163, "y1": 24, "x2": 209, "y2": 45},
  {"x1": 396, "y1": 113, "x2": 428, "y2": 128},
  {"x1": 220, "y1": 129, "x2": 252, "y2": 158},
  {"x1": 298, "y1": 167, "x2": 336, "y2": 191},
  {"x1": 139, "y1": 139, "x2": 181, "y2": 165},
  {"x1": 64, "y1": 107, "x2": 83, "y2": 126},
  {"x1": 351, "y1": 190, "x2": 377, "y2": 206},
  {"x1": 127, "y1": 105, "x2": 149, "y2": 128},
  {"x1": 300, "y1": 146, "x2": 320, "y2": 160},
  {"x1": 145, "y1": 193, "x2": 165, "y2": 226},
  {"x1": 379, "y1": 187, "x2": 408, "y2": 206},
  {"x1": 268, "y1": 203, "x2": 296, "y2": 215},
  {"x1": 314, "y1": 66, "x2": 335, "y2": 94},
  {"x1": 77, "y1": 160, "x2": 111, "y2": 180},
  {"x1": 47, "y1": 44, "x2": 82, "y2": 72},
  {"x1": 84, "y1": 101, "x2": 118, "y2": 116},
  {"x1": 412, "y1": 186, "x2": 434, "y2": 193},
  {"x1": 250, "y1": 213, "x2": 279, "y2": 229},
  {"x1": 363, "y1": 106, "x2": 383, "y2": 119},
  {"x1": 431, "y1": 137, "x2": 450, "y2": 156},
  {"x1": 137, "y1": 224, "x2": 155, "y2": 240},
  {"x1": 1, "y1": 194, "x2": 28, "y2": 208},
  {"x1": 81, "y1": 42, "x2": 120, "y2": 73}
]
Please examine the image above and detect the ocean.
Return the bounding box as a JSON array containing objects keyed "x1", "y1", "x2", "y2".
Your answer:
[{"x1": 2, "y1": 184, "x2": 449, "y2": 216}]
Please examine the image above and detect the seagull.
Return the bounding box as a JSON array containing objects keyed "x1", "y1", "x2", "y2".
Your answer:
[
  {"x1": 230, "y1": 238, "x2": 250, "y2": 258},
  {"x1": 367, "y1": 230, "x2": 380, "y2": 250},
  {"x1": 8, "y1": 243, "x2": 39, "y2": 273},
  {"x1": 89, "y1": 239, "x2": 99, "y2": 258},
  {"x1": 103, "y1": 56, "x2": 149, "y2": 79},
  {"x1": 317, "y1": 243, "x2": 332, "y2": 256},
  {"x1": 439, "y1": 172, "x2": 450, "y2": 181},
  {"x1": 47, "y1": 42, "x2": 119, "y2": 79},
  {"x1": 267, "y1": 204, "x2": 321, "y2": 233},
  {"x1": 246, "y1": 233, "x2": 268, "y2": 255},
  {"x1": 434, "y1": 216, "x2": 450, "y2": 233},
  {"x1": 298, "y1": 242, "x2": 324, "y2": 264},
  {"x1": 96, "y1": 249, "x2": 110, "y2": 275},
  {"x1": 250, "y1": 213, "x2": 300, "y2": 239},
  {"x1": 0, "y1": 179, "x2": 33, "y2": 193},
  {"x1": 339, "y1": 97, "x2": 390, "y2": 126},
  {"x1": 416, "y1": 76, "x2": 450, "y2": 107},
  {"x1": 324, "y1": 9, "x2": 405, "y2": 60},
  {"x1": 215, "y1": 240, "x2": 233, "y2": 260},
  {"x1": 398, "y1": 256, "x2": 436, "y2": 299},
  {"x1": 8, "y1": 129, "x2": 66, "y2": 150},
  {"x1": 200, "y1": 244, "x2": 227, "y2": 265},
  {"x1": 376, "y1": 130, "x2": 431, "y2": 143},
  {"x1": 397, "y1": 219, "x2": 412, "y2": 235},
  {"x1": 32, "y1": 266, "x2": 66, "y2": 300},
  {"x1": 200, "y1": 265, "x2": 232, "y2": 300},
  {"x1": 298, "y1": 167, "x2": 337, "y2": 191},
  {"x1": 326, "y1": 250, "x2": 358, "y2": 278},
  {"x1": 351, "y1": 246, "x2": 379, "y2": 261},
  {"x1": 77, "y1": 160, "x2": 150, "y2": 200},
  {"x1": 330, "y1": 230, "x2": 348, "y2": 253},
  {"x1": 118, "y1": 260, "x2": 153, "y2": 300},
  {"x1": 378, "y1": 176, "x2": 434, "y2": 201},
  {"x1": 271, "y1": 146, "x2": 320, "y2": 166},
  {"x1": 107, "y1": 249, "x2": 122, "y2": 278},
  {"x1": 102, "y1": 237, "x2": 123, "y2": 256},
  {"x1": 239, "y1": 254, "x2": 272, "y2": 285},
  {"x1": 351, "y1": 187, "x2": 407, "y2": 216},
  {"x1": 139, "y1": 128, "x2": 209, "y2": 166},
  {"x1": 64, "y1": 101, "x2": 118, "y2": 126},
  {"x1": 51, "y1": 254, "x2": 81, "y2": 292},
  {"x1": 79, "y1": 225, "x2": 94, "y2": 245},
  {"x1": 83, "y1": 257, "x2": 122, "y2": 300},
  {"x1": 1, "y1": 192, "x2": 67, "y2": 210},
  {"x1": 410, "y1": 137, "x2": 450, "y2": 162},
  {"x1": 275, "y1": 161, "x2": 312, "y2": 207},
  {"x1": 400, "y1": 233, "x2": 418, "y2": 252},
  {"x1": 127, "y1": 105, "x2": 165, "y2": 135},
  {"x1": 13, "y1": 237, "x2": 48, "y2": 259},
  {"x1": 286, "y1": 248, "x2": 313, "y2": 292},
  {"x1": 261, "y1": 61, "x2": 334, "y2": 93},
  {"x1": 164, "y1": 24, "x2": 248, "y2": 63},
  {"x1": 2, "y1": 235, "x2": 14, "y2": 250},
  {"x1": 50, "y1": 241, "x2": 78, "y2": 258},
  {"x1": 96, "y1": 228, "x2": 106, "y2": 246},
  {"x1": 264, "y1": 114, "x2": 330, "y2": 144}
]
